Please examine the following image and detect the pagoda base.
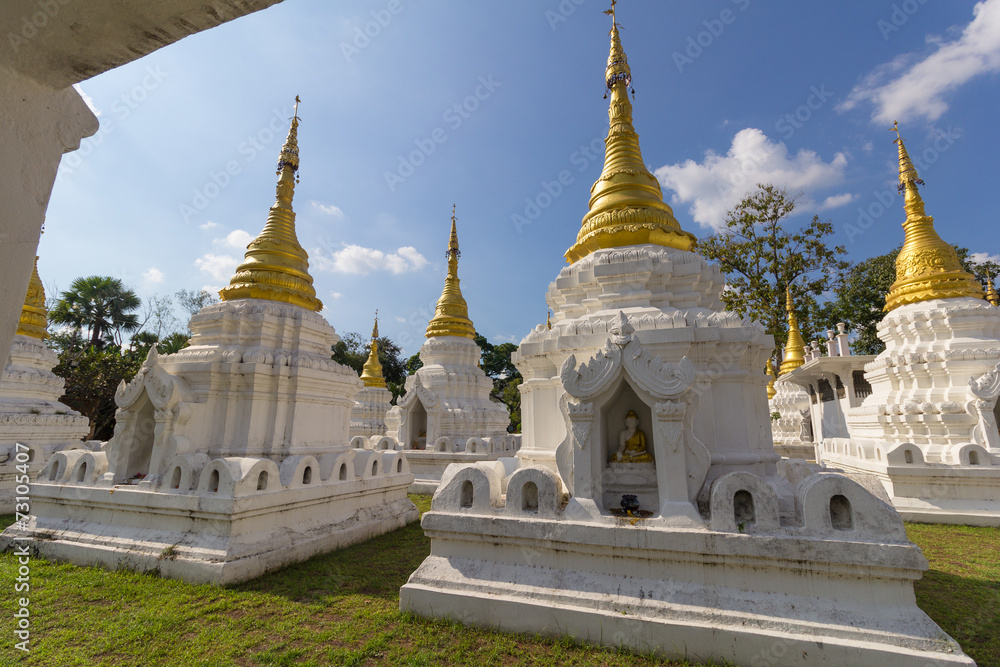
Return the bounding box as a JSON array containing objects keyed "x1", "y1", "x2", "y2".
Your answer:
[
  {"x1": 401, "y1": 512, "x2": 972, "y2": 666},
  {"x1": 1, "y1": 452, "x2": 418, "y2": 585},
  {"x1": 772, "y1": 443, "x2": 816, "y2": 460},
  {"x1": 405, "y1": 441, "x2": 519, "y2": 493},
  {"x1": 820, "y1": 439, "x2": 1000, "y2": 526}
]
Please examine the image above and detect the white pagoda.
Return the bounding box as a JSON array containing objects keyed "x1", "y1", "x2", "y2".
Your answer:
[
  {"x1": 819, "y1": 125, "x2": 1000, "y2": 526},
  {"x1": 0, "y1": 100, "x2": 418, "y2": 583},
  {"x1": 0, "y1": 257, "x2": 90, "y2": 512},
  {"x1": 399, "y1": 9, "x2": 972, "y2": 666},
  {"x1": 385, "y1": 210, "x2": 515, "y2": 492}
]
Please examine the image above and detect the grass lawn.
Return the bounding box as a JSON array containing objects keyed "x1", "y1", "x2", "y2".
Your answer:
[{"x1": 0, "y1": 496, "x2": 997, "y2": 666}]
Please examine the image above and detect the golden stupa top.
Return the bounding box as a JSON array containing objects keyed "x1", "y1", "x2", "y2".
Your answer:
[
  {"x1": 360, "y1": 313, "x2": 387, "y2": 388},
  {"x1": 765, "y1": 357, "x2": 777, "y2": 400},
  {"x1": 220, "y1": 97, "x2": 322, "y2": 312},
  {"x1": 564, "y1": 2, "x2": 695, "y2": 264},
  {"x1": 778, "y1": 287, "x2": 806, "y2": 376},
  {"x1": 883, "y1": 122, "x2": 982, "y2": 311},
  {"x1": 426, "y1": 207, "x2": 476, "y2": 339},
  {"x1": 986, "y1": 275, "x2": 999, "y2": 307},
  {"x1": 17, "y1": 256, "x2": 48, "y2": 339}
]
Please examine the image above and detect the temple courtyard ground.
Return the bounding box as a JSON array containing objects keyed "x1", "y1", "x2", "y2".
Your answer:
[{"x1": 1, "y1": 495, "x2": 997, "y2": 666}]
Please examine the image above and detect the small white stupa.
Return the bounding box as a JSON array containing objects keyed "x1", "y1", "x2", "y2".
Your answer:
[
  {"x1": 768, "y1": 291, "x2": 814, "y2": 459},
  {"x1": 349, "y1": 314, "x2": 393, "y2": 442},
  {"x1": 0, "y1": 257, "x2": 90, "y2": 512},
  {"x1": 400, "y1": 9, "x2": 972, "y2": 665},
  {"x1": 0, "y1": 99, "x2": 418, "y2": 583},
  {"x1": 385, "y1": 209, "x2": 515, "y2": 492},
  {"x1": 821, "y1": 124, "x2": 1000, "y2": 526}
]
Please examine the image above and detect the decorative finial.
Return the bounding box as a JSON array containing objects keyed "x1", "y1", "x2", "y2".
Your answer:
[
  {"x1": 986, "y1": 274, "x2": 999, "y2": 307},
  {"x1": 778, "y1": 285, "x2": 806, "y2": 376},
  {"x1": 765, "y1": 357, "x2": 777, "y2": 400},
  {"x1": 603, "y1": 0, "x2": 617, "y2": 31},
  {"x1": 546, "y1": 308, "x2": 552, "y2": 330},
  {"x1": 220, "y1": 97, "x2": 321, "y2": 311},
  {"x1": 564, "y1": 3, "x2": 694, "y2": 264},
  {"x1": 17, "y1": 256, "x2": 48, "y2": 339},
  {"x1": 448, "y1": 205, "x2": 461, "y2": 260},
  {"x1": 426, "y1": 208, "x2": 476, "y2": 339},
  {"x1": 360, "y1": 310, "x2": 386, "y2": 388},
  {"x1": 883, "y1": 123, "x2": 983, "y2": 311}
]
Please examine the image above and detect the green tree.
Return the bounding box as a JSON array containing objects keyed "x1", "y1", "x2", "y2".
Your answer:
[
  {"x1": 830, "y1": 249, "x2": 898, "y2": 355},
  {"x1": 175, "y1": 288, "x2": 219, "y2": 320},
  {"x1": 53, "y1": 347, "x2": 144, "y2": 440},
  {"x1": 405, "y1": 353, "x2": 423, "y2": 375},
  {"x1": 697, "y1": 184, "x2": 850, "y2": 352},
  {"x1": 49, "y1": 276, "x2": 142, "y2": 348},
  {"x1": 474, "y1": 333, "x2": 522, "y2": 432}
]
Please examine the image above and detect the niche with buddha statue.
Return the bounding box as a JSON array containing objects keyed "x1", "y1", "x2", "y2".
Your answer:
[
  {"x1": 600, "y1": 381, "x2": 658, "y2": 514},
  {"x1": 558, "y1": 313, "x2": 711, "y2": 523}
]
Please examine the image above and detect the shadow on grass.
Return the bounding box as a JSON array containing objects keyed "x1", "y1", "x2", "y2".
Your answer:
[
  {"x1": 915, "y1": 569, "x2": 1000, "y2": 666},
  {"x1": 232, "y1": 494, "x2": 432, "y2": 604}
]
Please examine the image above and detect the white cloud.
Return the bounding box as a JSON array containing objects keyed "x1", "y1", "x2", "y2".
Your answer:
[
  {"x1": 330, "y1": 291, "x2": 343, "y2": 300},
  {"x1": 143, "y1": 267, "x2": 165, "y2": 284},
  {"x1": 493, "y1": 334, "x2": 518, "y2": 344},
  {"x1": 312, "y1": 202, "x2": 345, "y2": 218},
  {"x1": 73, "y1": 84, "x2": 101, "y2": 117},
  {"x1": 395, "y1": 317, "x2": 407, "y2": 324},
  {"x1": 970, "y1": 252, "x2": 1000, "y2": 264},
  {"x1": 312, "y1": 244, "x2": 429, "y2": 275},
  {"x1": 214, "y1": 229, "x2": 254, "y2": 250},
  {"x1": 839, "y1": 0, "x2": 1000, "y2": 123},
  {"x1": 195, "y1": 253, "x2": 240, "y2": 283},
  {"x1": 818, "y1": 193, "x2": 856, "y2": 210},
  {"x1": 199, "y1": 221, "x2": 221, "y2": 231},
  {"x1": 653, "y1": 128, "x2": 850, "y2": 230}
]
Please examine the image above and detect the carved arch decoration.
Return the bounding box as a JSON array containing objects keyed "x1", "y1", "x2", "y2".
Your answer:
[
  {"x1": 557, "y1": 311, "x2": 710, "y2": 511},
  {"x1": 105, "y1": 347, "x2": 195, "y2": 485},
  {"x1": 968, "y1": 361, "x2": 1000, "y2": 451}
]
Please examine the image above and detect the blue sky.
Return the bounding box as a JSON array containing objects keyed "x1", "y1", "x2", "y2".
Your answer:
[{"x1": 45, "y1": 0, "x2": 1000, "y2": 355}]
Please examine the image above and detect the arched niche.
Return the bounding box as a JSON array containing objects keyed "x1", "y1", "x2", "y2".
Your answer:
[
  {"x1": 406, "y1": 398, "x2": 428, "y2": 450},
  {"x1": 595, "y1": 377, "x2": 658, "y2": 515},
  {"x1": 601, "y1": 380, "x2": 654, "y2": 466},
  {"x1": 123, "y1": 392, "x2": 157, "y2": 481}
]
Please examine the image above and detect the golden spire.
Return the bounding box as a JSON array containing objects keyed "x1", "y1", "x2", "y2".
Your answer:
[
  {"x1": 883, "y1": 122, "x2": 983, "y2": 311},
  {"x1": 765, "y1": 357, "x2": 777, "y2": 400},
  {"x1": 986, "y1": 275, "x2": 1000, "y2": 307},
  {"x1": 17, "y1": 256, "x2": 48, "y2": 339},
  {"x1": 546, "y1": 309, "x2": 552, "y2": 330},
  {"x1": 426, "y1": 206, "x2": 476, "y2": 339},
  {"x1": 360, "y1": 311, "x2": 387, "y2": 388},
  {"x1": 220, "y1": 96, "x2": 322, "y2": 311},
  {"x1": 564, "y1": 2, "x2": 695, "y2": 264},
  {"x1": 778, "y1": 287, "x2": 806, "y2": 376}
]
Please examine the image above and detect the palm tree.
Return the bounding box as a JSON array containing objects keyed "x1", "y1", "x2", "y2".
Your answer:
[{"x1": 49, "y1": 276, "x2": 142, "y2": 349}]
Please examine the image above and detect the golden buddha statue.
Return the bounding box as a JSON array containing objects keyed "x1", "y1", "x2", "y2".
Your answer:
[{"x1": 614, "y1": 410, "x2": 653, "y2": 463}]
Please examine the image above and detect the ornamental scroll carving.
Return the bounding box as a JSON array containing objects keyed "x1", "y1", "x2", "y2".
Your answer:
[
  {"x1": 560, "y1": 311, "x2": 696, "y2": 403},
  {"x1": 397, "y1": 375, "x2": 440, "y2": 411},
  {"x1": 114, "y1": 347, "x2": 184, "y2": 412},
  {"x1": 968, "y1": 361, "x2": 1000, "y2": 451},
  {"x1": 567, "y1": 401, "x2": 594, "y2": 452},
  {"x1": 896, "y1": 247, "x2": 956, "y2": 279}
]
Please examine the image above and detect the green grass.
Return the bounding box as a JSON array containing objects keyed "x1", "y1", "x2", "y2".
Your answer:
[{"x1": 0, "y1": 500, "x2": 996, "y2": 666}]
